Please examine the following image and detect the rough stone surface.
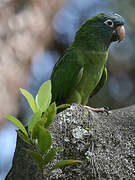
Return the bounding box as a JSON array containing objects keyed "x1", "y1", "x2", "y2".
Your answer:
[{"x1": 6, "y1": 104, "x2": 135, "y2": 180}]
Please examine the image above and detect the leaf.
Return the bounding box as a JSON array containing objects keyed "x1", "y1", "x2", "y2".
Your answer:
[
  {"x1": 24, "y1": 148, "x2": 43, "y2": 169},
  {"x1": 48, "y1": 160, "x2": 81, "y2": 174},
  {"x1": 28, "y1": 112, "x2": 41, "y2": 133},
  {"x1": 31, "y1": 120, "x2": 45, "y2": 139},
  {"x1": 57, "y1": 104, "x2": 70, "y2": 110},
  {"x1": 43, "y1": 148, "x2": 56, "y2": 166},
  {"x1": 32, "y1": 124, "x2": 52, "y2": 154},
  {"x1": 55, "y1": 147, "x2": 64, "y2": 151},
  {"x1": 35, "y1": 80, "x2": 52, "y2": 113},
  {"x1": 20, "y1": 88, "x2": 38, "y2": 113},
  {"x1": 41, "y1": 102, "x2": 56, "y2": 128},
  {"x1": 4, "y1": 114, "x2": 28, "y2": 137},
  {"x1": 16, "y1": 130, "x2": 32, "y2": 145},
  {"x1": 37, "y1": 127, "x2": 52, "y2": 154}
]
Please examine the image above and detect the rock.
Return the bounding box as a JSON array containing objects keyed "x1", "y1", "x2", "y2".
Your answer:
[{"x1": 6, "y1": 104, "x2": 135, "y2": 180}]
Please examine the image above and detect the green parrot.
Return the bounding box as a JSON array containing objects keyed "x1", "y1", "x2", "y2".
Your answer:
[{"x1": 50, "y1": 12, "x2": 125, "y2": 112}]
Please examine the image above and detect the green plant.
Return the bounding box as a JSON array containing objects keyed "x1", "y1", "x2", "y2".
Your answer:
[{"x1": 4, "y1": 80, "x2": 81, "y2": 179}]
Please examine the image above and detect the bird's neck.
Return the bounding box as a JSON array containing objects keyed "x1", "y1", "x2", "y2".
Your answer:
[
  {"x1": 73, "y1": 23, "x2": 111, "y2": 52},
  {"x1": 71, "y1": 34, "x2": 109, "y2": 66},
  {"x1": 73, "y1": 35, "x2": 109, "y2": 52}
]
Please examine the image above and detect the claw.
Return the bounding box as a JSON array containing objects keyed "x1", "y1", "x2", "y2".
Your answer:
[
  {"x1": 103, "y1": 106, "x2": 111, "y2": 115},
  {"x1": 84, "y1": 106, "x2": 110, "y2": 114}
]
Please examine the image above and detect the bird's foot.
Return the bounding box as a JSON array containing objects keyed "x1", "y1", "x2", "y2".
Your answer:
[{"x1": 84, "y1": 106, "x2": 110, "y2": 114}]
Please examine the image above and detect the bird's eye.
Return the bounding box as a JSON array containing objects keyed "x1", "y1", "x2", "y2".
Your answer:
[{"x1": 104, "y1": 19, "x2": 114, "y2": 27}]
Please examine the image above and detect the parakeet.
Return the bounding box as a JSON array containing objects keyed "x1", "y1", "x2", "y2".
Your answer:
[{"x1": 50, "y1": 12, "x2": 125, "y2": 111}]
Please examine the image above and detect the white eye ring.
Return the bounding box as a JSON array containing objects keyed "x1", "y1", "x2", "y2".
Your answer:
[{"x1": 104, "y1": 19, "x2": 114, "y2": 27}]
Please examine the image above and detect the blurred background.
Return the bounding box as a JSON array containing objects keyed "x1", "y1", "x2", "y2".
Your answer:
[{"x1": 0, "y1": 0, "x2": 135, "y2": 179}]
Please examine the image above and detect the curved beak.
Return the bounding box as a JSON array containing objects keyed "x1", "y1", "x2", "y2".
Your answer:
[{"x1": 116, "y1": 25, "x2": 125, "y2": 42}]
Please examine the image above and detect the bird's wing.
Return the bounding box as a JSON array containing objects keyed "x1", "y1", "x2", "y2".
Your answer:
[
  {"x1": 90, "y1": 67, "x2": 107, "y2": 98},
  {"x1": 51, "y1": 48, "x2": 84, "y2": 104}
]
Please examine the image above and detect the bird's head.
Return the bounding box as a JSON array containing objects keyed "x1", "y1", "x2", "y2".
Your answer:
[{"x1": 75, "y1": 12, "x2": 125, "y2": 50}]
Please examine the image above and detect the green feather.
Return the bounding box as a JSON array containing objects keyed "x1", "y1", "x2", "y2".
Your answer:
[
  {"x1": 51, "y1": 47, "x2": 84, "y2": 105},
  {"x1": 51, "y1": 12, "x2": 125, "y2": 106},
  {"x1": 90, "y1": 67, "x2": 107, "y2": 98}
]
